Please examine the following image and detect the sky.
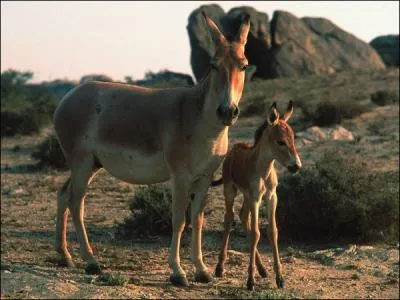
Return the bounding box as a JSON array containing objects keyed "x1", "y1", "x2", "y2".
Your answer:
[{"x1": 1, "y1": 1, "x2": 399, "y2": 83}]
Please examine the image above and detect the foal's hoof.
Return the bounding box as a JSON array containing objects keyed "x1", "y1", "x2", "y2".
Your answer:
[
  {"x1": 170, "y1": 274, "x2": 189, "y2": 287},
  {"x1": 246, "y1": 277, "x2": 255, "y2": 291},
  {"x1": 215, "y1": 264, "x2": 224, "y2": 278},
  {"x1": 194, "y1": 271, "x2": 214, "y2": 283},
  {"x1": 85, "y1": 263, "x2": 102, "y2": 275},
  {"x1": 276, "y1": 275, "x2": 285, "y2": 288},
  {"x1": 256, "y1": 264, "x2": 267, "y2": 278}
]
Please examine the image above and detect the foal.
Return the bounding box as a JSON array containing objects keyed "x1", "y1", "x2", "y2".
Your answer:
[{"x1": 213, "y1": 101, "x2": 302, "y2": 290}]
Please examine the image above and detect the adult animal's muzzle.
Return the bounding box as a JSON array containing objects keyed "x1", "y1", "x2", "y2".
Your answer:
[{"x1": 216, "y1": 104, "x2": 240, "y2": 126}]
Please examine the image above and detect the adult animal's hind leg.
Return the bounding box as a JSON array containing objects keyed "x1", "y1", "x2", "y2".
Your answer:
[
  {"x1": 68, "y1": 153, "x2": 101, "y2": 274},
  {"x1": 55, "y1": 177, "x2": 75, "y2": 268},
  {"x1": 215, "y1": 183, "x2": 236, "y2": 278},
  {"x1": 239, "y1": 203, "x2": 267, "y2": 278}
]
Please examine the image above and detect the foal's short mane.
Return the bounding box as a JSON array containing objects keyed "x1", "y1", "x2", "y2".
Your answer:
[{"x1": 253, "y1": 120, "x2": 269, "y2": 147}]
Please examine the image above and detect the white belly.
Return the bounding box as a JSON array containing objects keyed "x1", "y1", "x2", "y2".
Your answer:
[{"x1": 94, "y1": 145, "x2": 170, "y2": 184}]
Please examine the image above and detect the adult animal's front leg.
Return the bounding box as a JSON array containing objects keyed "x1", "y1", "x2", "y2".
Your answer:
[
  {"x1": 190, "y1": 176, "x2": 214, "y2": 283},
  {"x1": 168, "y1": 174, "x2": 191, "y2": 287},
  {"x1": 266, "y1": 191, "x2": 284, "y2": 288}
]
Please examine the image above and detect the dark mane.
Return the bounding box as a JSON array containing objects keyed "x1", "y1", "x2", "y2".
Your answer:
[{"x1": 253, "y1": 119, "x2": 269, "y2": 147}]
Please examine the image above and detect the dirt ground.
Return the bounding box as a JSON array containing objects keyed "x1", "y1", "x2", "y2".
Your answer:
[{"x1": 1, "y1": 99, "x2": 399, "y2": 298}]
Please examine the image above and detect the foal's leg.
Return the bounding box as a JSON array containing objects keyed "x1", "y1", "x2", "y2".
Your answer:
[
  {"x1": 266, "y1": 190, "x2": 284, "y2": 288},
  {"x1": 239, "y1": 202, "x2": 267, "y2": 278},
  {"x1": 190, "y1": 176, "x2": 214, "y2": 283},
  {"x1": 168, "y1": 174, "x2": 191, "y2": 287},
  {"x1": 246, "y1": 194, "x2": 262, "y2": 291},
  {"x1": 55, "y1": 177, "x2": 75, "y2": 268},
  {"x1": 68, "y1": 154, "x2": 101, "y2": 274},
  {"x1": 215, "y1": 183, "x2": 236, "y2": 278}
]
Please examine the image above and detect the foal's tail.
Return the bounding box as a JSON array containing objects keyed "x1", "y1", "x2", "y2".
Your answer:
[{"x1": 211, "y1": 177, "x2": 223, "y2": 187}]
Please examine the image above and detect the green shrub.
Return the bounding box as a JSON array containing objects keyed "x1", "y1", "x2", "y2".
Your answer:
[
  {"x1": 31, "y1": 134, "x2": 67, "y2": 170},
  {"x1": 276, "y1": 152, "x2": 399, "y2": 243},
  {"x1": 97, "y1": 272, "x2": 127, "y2": 286},
  {"x1": 117, "y1": 185, "x2": 173, "y2": 237},
  {"x1": 1, "y1": 69, "x2": 58, "y2": 137},
  {"x1": 117, "y1": 184, "x2": 192, "y2": 238},
  {"x1": 1, "y1": 109, "x2": 40, "y2": 137},
  {"x1": 370, "y1": 90, "x2": 398, "y2": 106},
  {"x1": 300, "y1": 100, "x2": 368, "y2": 127}
]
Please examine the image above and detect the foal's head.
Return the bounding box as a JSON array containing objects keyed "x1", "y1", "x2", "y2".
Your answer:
[
  {"x1": 257, "y1": 101, "x2": 302, "y2": 173},
  {"x1": 202, "y1": 12, "x2": 250, "y2": 126}
]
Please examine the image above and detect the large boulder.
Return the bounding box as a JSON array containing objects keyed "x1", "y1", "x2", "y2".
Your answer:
[
  {"x1": 370, "y1": 34, "x2": 399, "y2": 67},
  {"x1": 187, "y1": 4, "x2": 271, "y2": 81},
  {"x1": 187, "y1": 6, "x2": 386, "y2": 81},
  {"x1": 224, "y1": 7, "x2": 271, "y2": 78},
  {"x1": 187, "y1": 4, "x2": 225, "y2": 82},
  {"x1": 268, "y1": 11, "x2": 385, "y2": 78}
]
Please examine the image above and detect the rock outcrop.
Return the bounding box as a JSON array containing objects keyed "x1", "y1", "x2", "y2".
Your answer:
[
  {"x1": 296, "y1": 125, "x2": 354, "y2": 146},
  {"x1": 269, "y1": 11, "x2": 385, "y2": 78},
  {"x1": 187, "y1": 5, "x2": 386, "y2": 81},
  {"x1": 370, "y1": 34, "x2": 399, "y2": 67}
]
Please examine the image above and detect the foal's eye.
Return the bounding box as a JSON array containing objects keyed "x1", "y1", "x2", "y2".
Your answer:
[
  {"x1": 240, "y1": 64, "x2": 248, "y2": 71},
  {"x1": 277, "y1": 140, "x2": 286, "y2": 146}
]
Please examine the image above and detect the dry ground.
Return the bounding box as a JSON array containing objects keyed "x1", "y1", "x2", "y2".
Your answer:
[{"x1": 1, "y1": 70, "x2": 399, "y2": 299}]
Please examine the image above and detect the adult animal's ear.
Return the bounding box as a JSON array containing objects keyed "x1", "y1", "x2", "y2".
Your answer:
[
  {"x1": 282, "y1": 100, "x2": 294, "y2": 122},
  {"x1": 267, "y1": 102, "x2": 279, "y2": 126},
  {"x1": 202, "y1": 11, "x2": 228, "y2": 46},
  {"x1": 234, "y1": 13, "x2": 251, "y2": 45}
]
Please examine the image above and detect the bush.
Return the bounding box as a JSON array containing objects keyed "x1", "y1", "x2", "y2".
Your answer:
[
  {"x1": 97, "y1": 272, "x2": 127, "y2": 286},
  {"x1": 370, "y1": 90, "x2": 398, "y2": 106},
  {"x1": 31, "y1": 134, "x2": 67, "y2": 170},
  {"x1": 117, "y1": 184, "x2": 192, "y2": 238},
  {"x1": 117, "y1": 185, "x2": 173, "y2": 237},
  {"x1": 276, "y1": 152, "x2": 399, "y2": 243},
  {"x1": 300, "y1": 100, "x2": 368, "y2": 127},
  {"x1": 1, "y1": 69, "x2": 58, "y2": 137},
  {"x1": 1, "y1": 109, "x2": 40, "y2": 137}
]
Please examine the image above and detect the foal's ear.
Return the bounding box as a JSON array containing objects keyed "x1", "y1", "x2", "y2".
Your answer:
[
  {"x1": 202, "y1": 11, "x2": 227, "y2": 46},
  {"x1": 234, "y1": 13, "x2": 251, "y2": 45},
  {"x1": 267, "y1": 102, "x2": 279, "y2": 126},
  {"x1": 282, "y1": 100, "x2": 294, "y2": 122}
]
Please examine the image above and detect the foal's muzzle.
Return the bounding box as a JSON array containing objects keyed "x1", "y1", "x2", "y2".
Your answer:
[{"x1": 216, "y1": 104, "x2": 240, "y2": 126}]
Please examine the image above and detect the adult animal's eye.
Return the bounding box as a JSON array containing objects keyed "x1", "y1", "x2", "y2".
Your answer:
[{"x1": 277, "y1": 140, "x2": 286, "y2": 146}]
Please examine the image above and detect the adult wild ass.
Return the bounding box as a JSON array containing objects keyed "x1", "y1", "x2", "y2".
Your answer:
[
  {"x1": 53, "y1": 12, "x2": 250, "y2": 287},
  {"x1": 212, "y1": 101, "x2": 302, "y2": 290}
]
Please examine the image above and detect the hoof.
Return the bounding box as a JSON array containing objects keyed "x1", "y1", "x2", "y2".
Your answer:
[
  {"x1": 276, "y1": 275, "x2": 284, "y2": 288},
  {"x1": 57, "y1": 257, "x2": 76, "y2": 268},
  {"x1": 85, "y1": 263, "x2": 102, "y2": 275},
  {"x1": 194, "y1": 270, "x2": 214, "y2": 283},
  {"x1": 246, "y1": 277, "x2": 255, "y2": 291},
  {"x1": 256, "y1": 264, "x2": 267, "y2": 278},
  {"x1": 170, "y1": 274, "x2": 189, "y2": 287},
  {"x1": 215, "y1": 264, "x2": 224, "y2": 278}
]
